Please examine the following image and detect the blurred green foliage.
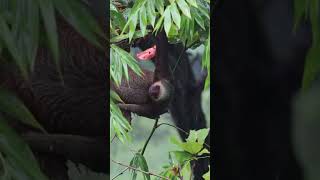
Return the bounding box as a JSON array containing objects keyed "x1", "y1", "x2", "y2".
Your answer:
[
  {"x1": 110, "y1": 88, "x2": 210, "y2": 179},
  {"x1": 0, "y1": 0, "x2": 104, "y2": 179},
  {"x1": 293, "y1": 78, "x2": 320, "y2": 180}
]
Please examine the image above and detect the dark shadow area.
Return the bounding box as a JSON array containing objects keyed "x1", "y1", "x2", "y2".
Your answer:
[{"x1": 213, "y1": 0, "x2": 312, "y2": 179}]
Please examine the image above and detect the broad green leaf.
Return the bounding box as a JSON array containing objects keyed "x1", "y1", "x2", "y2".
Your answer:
[
  {"x1": 163, "y1": 6, "x2": 172, "y2": 37},
  {"x1": 0, "y1": 88, "x2": 46, "y2": 133},
  {"x1": 170, "y1": 3, "x2": 181, "y2": 29},
  {"x1": 180, "y1": 142, "x2": 203, "y2": 154},
  {"x1": 0, "y1": 118, "x2": 48, "y2": 180},
  {"x1": 176, "y1": 0, "x2": 191, "y2": 19},
  {"x1": 180, "y1": 160, "x2": 192, "y2": 179},
  {"x1": 196, "y1": 128, "x2": 210, "y2": 143},
  {"x1": 171, "y1": 129, "x2": 209, "y2": 154},
  {"x1": 198, "y1": 148, "x2": 210, "y2": 155},
  {"x1": 170, "y1": 151, "x2": 193, "y2": 164},
  {"x1": 202, "y1": 166, "x2": 210, "y2": 180}
]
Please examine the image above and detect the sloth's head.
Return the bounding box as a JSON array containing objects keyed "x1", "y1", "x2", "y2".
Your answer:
[{"x1": 148, "y1": 80, "x2": 173, "y2": 102}]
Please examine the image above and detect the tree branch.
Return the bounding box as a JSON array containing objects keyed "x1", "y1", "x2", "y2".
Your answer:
[
  {"x1": 141, "y1": 118, "x2": 159, "y2": 155},
  {"x1": 111, "y1": 159, "x2": 169, "y2": 180}
]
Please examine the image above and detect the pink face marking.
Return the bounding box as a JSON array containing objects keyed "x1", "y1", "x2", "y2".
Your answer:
[{"x1": 136, "y1": 45, "x2": 156, "y2": 61}]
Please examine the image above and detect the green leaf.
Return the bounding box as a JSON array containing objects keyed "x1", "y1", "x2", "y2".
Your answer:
[
  {"x1": 170, "y1": 3, "x2": 181, "y2": 29},
  {"x1": 198, "y1": 148, "x2": 210, "y2": 155},
  {"x1": 111, "y1": 44, "x2": 142, "y2": 76},
  {"x1": 129, "y1": 155, "x2": 139, "y2": 180},
  {"x1": 192, "y1": 7, "x2": 205, "y2": 30},
  {"x1": 302, "y1": 44, "x2": 320, "y2": 91},
  {"x1": 0, "y1": 88, "x2": 46, "y2": 133},
  {"x1": 139, "y1": 6, "x2": 148, "y2": 36},
  {"x1": 37, "y1": 0, "x2": 59, "y2": 71},
  {"x1": 23, "y1": 0, "x2": 39, "y2": 73},
  {"x1": 188, "y1": 15, "x2": 194, "y2": 40},
  {"x1": 146, "y1": 0, "x2": 156, "y2": 27},
  {"x1": 202, "y1": 166, "x2": 210, "y2": 180},
  {"x1": 170, "y1": 129, "x2": 209, "y2": 154},
  {"x1": 0, "y1": 118, "x2": 48, "y2": 180},
  {"x1": 111, "y1": 30, "x2": 147, "y2": 43},
  {"x1": 154, "y1": 15, "x2": 164, "y2": 34},
  {"x1": 110, "y1": 10, "x2": 126, "y2": 30},
  {"x1": 170, "y1": 151, "x2": 194, "y2": 164},
  {"x1": 163, "y1": 6, "x2": 172, "y2": 37},
  {"x1": 181, "y1": 142, "x2": 203, "y2": 154},
  {"x1": 136, "y1": 154, "x2": 151, "y2": 180},
  {"x1": 196, "y1": 128, "x2": 210, "y2": 143},
  {"x1": 130, "y1": 0, "x2": 147, "y2": 16},
  {"x1": 110, "y1": 90, "x2": 124, "y2": 103},
  {"x1": 0, "y1": 15, "x2": 28, "y2": 78},
  {"x1": 53, "y1": 0, "x2": 105, "y2": 49},
  {"x1": 129, "y1": 12, "x2": 138, "y2": 42},
  {"x1": 202, "y1": 32, "x2": 210, "y2": 89},
  {"x1": 155, "y1": 0, "x2": 164, "y2": 15},
  {"x1": 293, "y1": 0, "x2": 308, "y2": 31},
  {"x1": 176, "y1": 0, "x2": 191, "y2": 19},
  {"x1": 309, "y1": 0, "x2": 320, "y2": 45},
  {"x1": 186, "y1": 0, "x2": 198, "y2": 8},
  {"x1": 197, "y1": 3, "x2": 210, "y2": 20}
]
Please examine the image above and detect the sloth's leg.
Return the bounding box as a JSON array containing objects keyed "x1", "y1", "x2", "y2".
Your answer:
[{"x1": 117, "y1": 103, "x2": 161, "y2": 119}]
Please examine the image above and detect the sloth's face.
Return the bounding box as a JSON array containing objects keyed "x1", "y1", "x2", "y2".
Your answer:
[
  {"x1": 148, "y1": 80, "x2": 172, "y2": 102},
  {"x1": 149, "y1": 84, "x2": 160, "y2": 100}
]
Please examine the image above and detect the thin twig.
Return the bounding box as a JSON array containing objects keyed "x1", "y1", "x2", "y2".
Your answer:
[
  {"x1": 141, "y1": 118, "x2": 159, "y2": 155},
  {"x1": 172, "y1": 40, "x2": 188, "y2": 73},
  {"x1": 111, "y1": 159, "x2": 169, "y2": 180},
  {"x1": 157, "y1": 123, "x2": 211, "y2": 149},
  {"x1": 112, "y1": 167, "x2": 129, "y2": 180},
  {"x1": 111, "y1": 134, "x2": 117, "y2": 143}
]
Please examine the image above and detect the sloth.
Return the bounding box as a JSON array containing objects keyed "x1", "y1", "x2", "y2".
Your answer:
[{"x1": 111, "y1": 31, "x2": 174, "y2": 121}]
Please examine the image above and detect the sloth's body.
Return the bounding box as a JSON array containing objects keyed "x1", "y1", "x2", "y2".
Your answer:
[
  {"x1": 111, "y1": 31, "x2": 174, "y2": 121},
  {"x1": 111, "y1": 68, "x2": 173, "y2": 120}
]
